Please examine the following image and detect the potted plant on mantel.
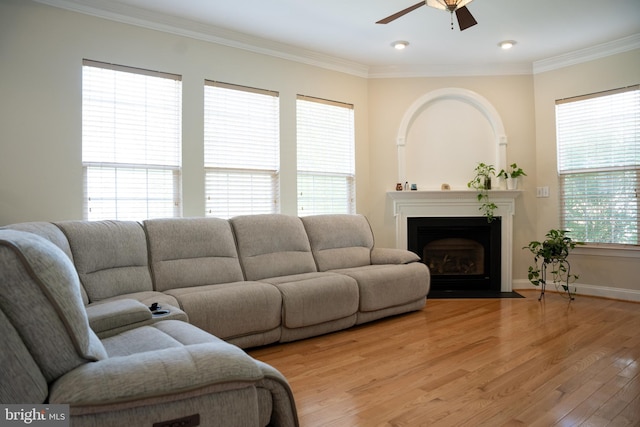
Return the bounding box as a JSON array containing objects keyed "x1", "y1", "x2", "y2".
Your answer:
[
  {"x1": 523, "y1": 229, "x2": 584, "y2": 300},
  {"x1": 467, "y1": 162, "x2": 498, "y2": 222},
  {"x1": 497, "y1": 163, "x2": 527, "y2": 190}
]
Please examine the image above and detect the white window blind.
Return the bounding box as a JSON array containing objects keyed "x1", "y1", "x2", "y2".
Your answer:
[
  {"x1": 82, "y1": 60, "x2": 182, "y2": 221},
  {"x1": 556, "y1": 85, "x2": 639, "y2": 245},
  {"x1": 204, "y1": 81, "x2": 280, "y2": 219},
  {"x1": 297, "y1": 95, "x2": 355, "y2": 216}
]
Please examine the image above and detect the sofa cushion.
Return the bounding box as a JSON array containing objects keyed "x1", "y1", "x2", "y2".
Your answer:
[
  {"x1": 261, "y1": 272, "x2": 359, "y2": 329},
  {"x1": 51, "y1": 321, "x2": 265, "y2": 405},
  {"x1": 56, "y1": 220, "x2": 153, "y2": 303},
  {"x1": 144, "y1": 217, "x2": 244, "y2": 292},
  {"x1": 231, "y1": 214, "x2": 317, "y2": 281},
  {"x1": 331, "y1": 263, "x2": 430, "y2": 312},
  {"x1": 301, "y1": 214, "x2": 374, "y2": 271},
  {"x1": 0, "y1": 306, "x2": 49, "y2": 404},
  {"x1": 166, "y1": 281, "x2": 282, "y2": 340},
  {"x1": 3, "y1": 221, "x2": 74, "y2": 260},
  {"x1": 2, "y1": 221, "x2": 90, "y2": 305},
  {"x1": 100, "y1": 320, "x2": 230, "y2": 357},
  {"x1": 0, "y1": 230, "x2": 107, "y2": 384}
]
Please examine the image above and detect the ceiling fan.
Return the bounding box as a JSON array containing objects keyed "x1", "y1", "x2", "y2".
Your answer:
[{"x1": 376, "y1": 0, "x2": 478, "y2": 31}]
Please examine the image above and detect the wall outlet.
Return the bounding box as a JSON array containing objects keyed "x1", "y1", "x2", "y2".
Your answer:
[{"x1": 536, "y1": 186, "x2": 550, "y2": 198}]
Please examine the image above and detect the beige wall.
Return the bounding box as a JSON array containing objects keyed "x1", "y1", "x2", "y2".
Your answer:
[
  {"x1": 0, "y1": 0, "x2": 369, "y2": 223},
  {"x1": 367, "y1": 76, "x2": 537, "y2": 285},
  {"x1": 1, "y1": 0, "x2": 638, "y2": 299},
  {"x1": 532, "y1": 49, "x2": 640, "y2": 298}
]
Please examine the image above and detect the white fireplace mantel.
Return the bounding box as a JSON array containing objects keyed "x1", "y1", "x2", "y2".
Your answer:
[{"x1": 387, "y1": 189, "x2": 521, "y2": 292}]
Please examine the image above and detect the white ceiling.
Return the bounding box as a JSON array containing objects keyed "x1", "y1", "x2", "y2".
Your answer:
[{"x1": 38, "y1": 0, "x2": 640, "y2": 77}]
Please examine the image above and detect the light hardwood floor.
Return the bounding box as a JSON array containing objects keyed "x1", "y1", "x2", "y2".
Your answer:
[{"x1": 249, "y1": 290, "x2": 640, "y2": 426}]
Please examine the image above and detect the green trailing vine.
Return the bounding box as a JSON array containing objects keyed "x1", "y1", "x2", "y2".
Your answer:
[
  {"x1": 523, "y1": 229, "x2": 584, "y2": 299},
  {"x1": 467, "y1": 163, "x2": 497, "y2": 222}
]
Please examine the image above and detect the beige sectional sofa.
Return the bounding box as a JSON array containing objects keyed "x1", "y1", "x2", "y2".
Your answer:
[
  {"x1": 1, "y1": 213, "x2": 430, "y2": 426},
  {"x1": 0, "y1": 227, "x2": 298, "y2": 427}
]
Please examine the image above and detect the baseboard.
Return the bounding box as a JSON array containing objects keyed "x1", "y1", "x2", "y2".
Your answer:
[{"x1": 512, "y1": 279, "x2": 640, "y2": 303}]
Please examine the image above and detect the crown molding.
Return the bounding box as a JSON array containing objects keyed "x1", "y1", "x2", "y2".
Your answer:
[
  {"x1": 33, "y1": 0, "x2": 370, "y2": 78},
  {"x1": 532, "y1": 33, "x2": 640, "y2": 74},
  {"x1": 368, "y1": 62, "x2": 533, "y2": 78},
  {"x1": 33, "y1": 0, "x2": 639, "y2": 79}
]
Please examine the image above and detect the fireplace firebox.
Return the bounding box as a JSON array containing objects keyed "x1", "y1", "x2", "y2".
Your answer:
[{"x1": 408, "y1": 217, "x2": 501, "y2": 293}]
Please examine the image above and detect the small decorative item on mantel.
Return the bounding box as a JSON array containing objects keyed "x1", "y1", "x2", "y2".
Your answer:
[
  {"x1": 441, "y1": 183, "x2": 450, "y2": 190},
  {"x1": 410, "y1": 184, "x2": 417, "y2": 191},
  {"x1": 497, "y1": 163, "x2": 527, "y2": 190},
  {"x1": 396, "y1": 182, "x2": 403, "y2": 191}
]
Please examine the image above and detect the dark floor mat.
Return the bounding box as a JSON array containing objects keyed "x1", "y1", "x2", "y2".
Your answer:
[{"x1": 428, "y1": 290, "x2": 524, "y2": 299}]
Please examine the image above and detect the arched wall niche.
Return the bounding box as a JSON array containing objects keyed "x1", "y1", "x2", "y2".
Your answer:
[{"x1": 396, "y1": 87, "x2": 508, "y2": 188}]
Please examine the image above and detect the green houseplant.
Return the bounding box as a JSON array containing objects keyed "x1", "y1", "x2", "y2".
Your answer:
[
  {"x1": 523, "y1": 229, "x2": 583, "y2": 300},
  {"x1": 467, "y1": 163, "x2": 497, "y2": 222},
  {"x1": 497, "y1": 163, "x2": 527, "y2": 190}
]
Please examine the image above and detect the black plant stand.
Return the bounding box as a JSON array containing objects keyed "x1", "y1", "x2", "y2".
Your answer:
[{"x1": 538, "y1": 261, "x2": 575, "y2": 301}]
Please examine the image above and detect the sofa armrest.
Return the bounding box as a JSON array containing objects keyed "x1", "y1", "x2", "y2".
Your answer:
[
  {"x1": 49, "y1": 343, "x2": 263, "y2": 406},
  {"x1": 254, "y1": 360, "x2": 300, "y2": 427},
  {"x1": 371, "y1": 247, "x2": 420, "y2": 265},
  {"x1": 86, "y1": 299, "x2": 152, "y2": 338}
]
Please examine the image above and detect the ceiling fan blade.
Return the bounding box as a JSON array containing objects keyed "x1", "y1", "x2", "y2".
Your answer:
[
  {"x1": 376, "y1": 1, "x2": 426, "y2": 24},
  {"x1": 455, "y1": 6, "x2": 477, "y2": 31}
]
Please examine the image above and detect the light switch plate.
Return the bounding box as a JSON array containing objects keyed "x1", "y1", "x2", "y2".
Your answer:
[{"x1": 536, "y1": 186, "x2": 550, "y2": 198}]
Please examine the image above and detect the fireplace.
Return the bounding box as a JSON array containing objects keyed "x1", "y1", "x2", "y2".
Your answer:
[
  {"x1": 408, "y1": 217, "x2": 501, "y2": 293},
  {"x1": 388, "y1": 189, "x2": 520, "y2": 292}
]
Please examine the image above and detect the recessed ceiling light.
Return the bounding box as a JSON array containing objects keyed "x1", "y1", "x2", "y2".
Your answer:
[
  {"x1": 392, "y1": 41, "x2": 409, "y2": 50},
  {"x1": 498, "y1": 40, "x2": 516, "y2": 50}
]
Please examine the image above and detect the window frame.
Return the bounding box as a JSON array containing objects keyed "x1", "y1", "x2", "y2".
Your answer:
[
  {"x1": 296, "y1": 94, "x2": 356, "y2": 216},
  {"x1": 82, "y1": 59, "x2": 183, "y2": 221},
  {"x1": 556, "y1": 85, "x2": 640, "y2": 248},
  {"x1": 203, "y1": 80, "x2": 280, "y2": 219}
]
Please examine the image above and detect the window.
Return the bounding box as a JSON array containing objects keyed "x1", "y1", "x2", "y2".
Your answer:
[
  {"x1": 297, "y1": 95, "x2": 355, "y2": 216},
  {"x1": 82, "y1": 60, "x2": 182, "y2": 221},
  {"x1": 556, "y1": 85, "x2": 639, "y2": 245},
  {"x1": 204, "y1": 81, "x2": 280, "y2": 219}
]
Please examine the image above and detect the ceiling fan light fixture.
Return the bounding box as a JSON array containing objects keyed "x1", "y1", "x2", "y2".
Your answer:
[
  {"x1": 376, "y1": 0, "x2": 477, "y2": 31},
  {"x1": 426, "y1": 0, "x2": 474, "y2": 12},
  {"x1": 392, "y1": 40, "x2": 409, "y2": 50},
  {"x1": 499, "y1": 40, "x2": 516, "y2": 50}
]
